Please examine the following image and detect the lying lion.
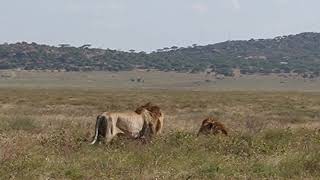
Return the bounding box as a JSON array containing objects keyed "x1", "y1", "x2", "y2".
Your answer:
[{"x1": 197, "y1": 117, "x2": 228, "y2": 136}]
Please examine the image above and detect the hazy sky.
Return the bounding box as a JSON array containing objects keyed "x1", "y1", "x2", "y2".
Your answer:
[{"x1": 1, "y1": 0, "x2": 320, "y2": 51}]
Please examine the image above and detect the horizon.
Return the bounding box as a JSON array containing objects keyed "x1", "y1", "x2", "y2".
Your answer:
[{"x1": 1, "y1": 0, "x2": 320, "y2": 52}]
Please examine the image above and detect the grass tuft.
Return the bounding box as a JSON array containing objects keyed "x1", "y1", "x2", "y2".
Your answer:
[{"x1": 8, "y1": 116, "x2": 37, "y2": 131}]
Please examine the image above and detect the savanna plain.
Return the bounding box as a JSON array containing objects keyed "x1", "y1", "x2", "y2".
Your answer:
[{"x1": 0, "y1": 71, "x2": 320, "y2": 179}]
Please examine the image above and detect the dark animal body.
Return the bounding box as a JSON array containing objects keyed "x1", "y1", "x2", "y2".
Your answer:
[{"x1": 197, "y1": 117, "x2": 228, "y2": 136}]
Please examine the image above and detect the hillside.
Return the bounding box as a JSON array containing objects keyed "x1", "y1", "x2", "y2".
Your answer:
[{"x1": 0, "y1": 32, "x2": 320, "y2": 77}]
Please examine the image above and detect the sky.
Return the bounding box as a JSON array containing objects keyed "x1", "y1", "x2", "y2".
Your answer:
[{"x1": 0, "y1": 0, "x2": 320, "y2": 52}]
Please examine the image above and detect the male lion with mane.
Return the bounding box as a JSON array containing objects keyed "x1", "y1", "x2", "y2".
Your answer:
[
  {"x1": 197, "y1": 117, "x2": 228, "y2": 136},
  {"x1": 90, "y1": 108, "x2": 156, "y2": 145},
  {"x1": 135, "y1": 102, "x2": 164, "y2": 135}
]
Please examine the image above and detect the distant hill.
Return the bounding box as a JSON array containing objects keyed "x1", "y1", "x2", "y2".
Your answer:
[{"x1": 0, "y1": 32, "x2": 320, "y2": 77}]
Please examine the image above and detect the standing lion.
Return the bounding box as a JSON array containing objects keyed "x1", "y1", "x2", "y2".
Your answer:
[
  {"x1": 197, "y1": 117, "x2": 228, "y2": 136},
  {"x1": 90, "y1": 108, "x2": 156, "y2": 145}
]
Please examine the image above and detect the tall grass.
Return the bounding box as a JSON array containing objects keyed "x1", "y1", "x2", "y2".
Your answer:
[
  {"x1": 0, "y1": 89, "x2": 320, "y2": 179},
  {"x1": 1, "y1": 129, "x2": 319, "y2": 179},
  {"x1": 8, "y1": 116, "x2": 38, "y2": 131}
]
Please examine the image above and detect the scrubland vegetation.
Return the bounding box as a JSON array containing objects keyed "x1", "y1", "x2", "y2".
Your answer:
[
  {"x1": 1, "y1": 32, "x2": 320, "y2": 77},
  {"x1": 0, "y1": 89, "x2": 319, "y2": 179}
]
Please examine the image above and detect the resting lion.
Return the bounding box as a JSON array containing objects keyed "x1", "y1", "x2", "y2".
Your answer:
[
  {"x1": 90, "y1": 108, "x2": 156, "y2": 145},
  {"x1": 197, "y1": 117, "x2": 228, "y2": 136},
  {"x1": 135, "y1": 102, "x2": 164, "y2": 135}
]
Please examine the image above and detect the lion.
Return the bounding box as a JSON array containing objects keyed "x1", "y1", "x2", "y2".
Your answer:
[
  {"x1": 135, "y1": 102, "x2": 164, "y2": 135},
  {"x1": 197, "y1": 117, "x2": 228, "y2": 136},
  {"x1": 90, "y1": 108, "x2": 156, "y2": 145}
]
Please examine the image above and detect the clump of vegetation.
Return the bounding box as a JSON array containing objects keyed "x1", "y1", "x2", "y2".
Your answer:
[{"x1": 7, "y1": 116, "x2": 38, "y2": 131}]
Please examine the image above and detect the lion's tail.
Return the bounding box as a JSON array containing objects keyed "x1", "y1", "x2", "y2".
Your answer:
[
  {"x1": 90, "y1": 115, "x2": 107, "y2": 145},
  {"x1": 90, "y1": 115, "x2": 101, "y2": 144}
]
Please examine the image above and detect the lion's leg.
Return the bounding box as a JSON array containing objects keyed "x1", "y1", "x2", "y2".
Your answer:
[
  {"x1": 197, "y1": 127, "x2": 203, "y2": 136},
  {"x1": 91, "y1": 115, "x2": 109, "y2": 144},
  {"x1": 155, "y1": 115, "x2": 164, "y2": 134},
  {"x1": 105, "y1": 116, "x2": 115, "y2": 143},
  {"x1": 217, "y1": 125, "x2": 228, "y2": 136}
]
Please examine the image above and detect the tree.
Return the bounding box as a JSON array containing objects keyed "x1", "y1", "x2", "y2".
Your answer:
[
  {"x1": 59, "y1": 44, "x2": 71, "y2": 48},
  {"x1": 129, "y1": 49, "x2": 135, "y2": 53},
  {"x1": 80, "y1": 44, "x2": 91, "y2": 49},
  {"x1": 171, "y1": 46, "x2": 179, "y2": 50}
]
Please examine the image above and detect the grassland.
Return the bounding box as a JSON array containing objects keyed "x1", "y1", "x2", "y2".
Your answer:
[
  {"x1": 1, "y1": 70, "x2": 320, "y2": 91},
  {"x1": 0, "y1": 88, "x2": 319, "y2": 179}
]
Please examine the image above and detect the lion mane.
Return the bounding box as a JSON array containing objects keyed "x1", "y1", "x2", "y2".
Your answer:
[
  {"x1": 135, "y1": 102, "x2": 164, "y2": 135},
  {"x1": 197, "y1": 117, "x2": 228, "y2": 136}
]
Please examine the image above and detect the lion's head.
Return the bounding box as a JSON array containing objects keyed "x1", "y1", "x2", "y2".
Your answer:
[
  {"x1": 197, "y1": 117, "x2": 228, "y2": 136},
  {"x1": 135, "y1": 102, "x2": 161, "y2": 118},
  {"x1": 135, "y1": 102, "x2": 164, "y2": 134}
]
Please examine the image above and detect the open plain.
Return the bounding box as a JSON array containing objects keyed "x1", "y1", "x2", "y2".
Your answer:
[{"x1": 0, "y1": 71, "x2": 320, "y2": 179}]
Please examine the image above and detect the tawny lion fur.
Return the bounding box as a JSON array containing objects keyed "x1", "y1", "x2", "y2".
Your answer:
[
  {"x1": 90, "y1": 108, "x2": 156, "y2": 145},
  {"x1": 135, "y1": 102, "x2": 164, "y2": 135},
  {"x1": 197, "y1": 117, "x2": 228, "y2": 136}
]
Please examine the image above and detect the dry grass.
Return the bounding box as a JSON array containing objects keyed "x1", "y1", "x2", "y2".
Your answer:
[
  {"x1": 1, "y1": 70, "x2": 320, "y2": 91},
  {"x1": 0, "y1": 88, "x2": 320, "y2": 179}
]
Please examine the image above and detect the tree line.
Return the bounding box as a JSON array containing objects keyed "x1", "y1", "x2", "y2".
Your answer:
[{"x1": 0, "y1": 32, "x2": 320, "y2": 77}]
